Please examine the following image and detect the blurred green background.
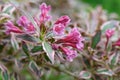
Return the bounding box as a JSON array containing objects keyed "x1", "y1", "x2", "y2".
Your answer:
[{"x1": 81, "y1": 0, "x2": 120, "y2": 16}]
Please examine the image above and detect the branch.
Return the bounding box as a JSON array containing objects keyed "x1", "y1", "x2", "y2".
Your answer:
[{"x1": 44, "y1": 63, "x2": 80, "y2": 80}]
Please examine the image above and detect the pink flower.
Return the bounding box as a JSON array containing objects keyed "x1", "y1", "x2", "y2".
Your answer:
[
  {"x1": 57, "y1": 28, "x2": 84, "y2": 50},
  {"x1": 113, "y1": 38, "x2": 120, "y2": 46},
  {"x1": 53, "y1": 15, "x2": 71, "y2": 35},
  {"x1": 17, "y1": 16, "x2": 35, "y2": 33},
  {"x1": 53, "y1": 23, "x2": 65, "y2": 35},
  {"x1": 65, "y1": 49, "x2": 77, "y2": 62},
  {"x1": 55, "y1": 15, "x2": 71, "y2": 26},
  {"x1": 39, "y1": 3, "x2": 51, "y2": 23},
  {"x1": 60, "y1": 47, "x2": 77, "y2": 62},
  {"x1": 5, "y1": 16, "x2": 35, "y2": 35},
  {"x1": 4, "y1": 21, "x2": 23, "y2": 34},
  {"x1": 52, "y1": 44, "x2": 59, "y2": 50},
  {"x1": 17, "y1": 16, "x2": 29, "y2": 27},
  {"x1": 105, "y1": 29, "x2": 114, "y2": 39}
]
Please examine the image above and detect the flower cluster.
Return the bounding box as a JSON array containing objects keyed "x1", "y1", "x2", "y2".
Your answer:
[
  {"x1": 4, "y1": 2, "x2": 84, "y2": 62},
  {"x1": 5, "y1": 21, "x2": 23, "y2": 34},
  {"x1": 5, "y1": 16, "x2": 35, "y2": 34},
  {"x1": 104, "y1": 28, "x2": 120, "y2": 47},
  {"x1": 52, "y1": 17, "x2": 84, "y2": 61},
  {"x1": 5, "y1": 3, "x2": 51, "y2": 34},
  {"x1": 17, "y1": 16, "x2": 35, "y2": 33}
]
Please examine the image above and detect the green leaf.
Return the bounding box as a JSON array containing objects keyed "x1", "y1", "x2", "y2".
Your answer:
[
  {"x1": 11, "y1": 34, "x2": 19, "y2": 50},
  {"x1": 101, "y1": 21, "x2": 119, "y2": 33},
  {"x1": 0, "y1": 64, "x2": 9, "y2": 80},
  {"x1": 91, "y1": 30, "x2": 101, "y2": 49},
  {"x1": 42, "y1": 41, "x2": 55, "y2": 64},
  {"x1": 31, "y1": 46, "x2": 43, "y2": 53},
  {"x1": 2, "y1": 4, "x2": 15, "y2": 15},
  {"x1": 46, "y1": 31, "x2": 54, "y2": 38},
  {"x1": 22, "y1": 41, "x2": 30, "y2": 57},
  {"x1": 96, "y1": 68, "x2": 114, "y2": 76},
  {"x1": 29, "y1": 61, "x2": 40, "y2": 77},
  {"x1": 109, "y1": 52, "x2": 120, "y2": 66},
  {"x1": 0, "y1": 17, "x2": 9, "y2": 24},
  {"x1": 2, "y1": 71, "x2": 9, "y2": 80},
  {"x1": 16, "y1": 34, "x2": 39, "y2": 43},
  {"x1": 79, "y1": 71, "x2": 91, "y2": 79}
]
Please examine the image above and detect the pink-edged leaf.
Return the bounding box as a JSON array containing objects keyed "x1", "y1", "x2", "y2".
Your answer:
[
  {"x1": 22, "y1": 41, "x2": 30, "y2": 57},
  {"x1": 29, "y1": 61, "x2": 41, "y2": 77},
  {"x1": 0, "y1": 63, "x2": 9, "y2": 80},
  {"x1": 2, "y1": 4, "x2": 15, "y2": 15},
  {"x1": 101, "y1": 20, "x2": 119, "y2": 33},
  {"x1": 91, "y1": 30, "x2": 101, "y2": 49},
  {"x1": 96, "y1": 68, "x2": 114, "y2": 76},
  {"x1": 16, "y1": 34, "x2": 39, "y2": 43},
  {"x1": 42, "y1": 41, "x2": 55, "y2": 64},
  {"x1": 79, "y1": 71, "x2": 91, "y2": 79},
  {"x1": 109, "y1": 52, "x2": 120, "y2": 66},
  {"x1": 11, "y1": 33, "x2": 19, "y2": 50}
]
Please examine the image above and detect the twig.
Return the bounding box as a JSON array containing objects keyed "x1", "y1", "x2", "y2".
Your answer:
[
  {"x1": 20, "y1": 52, "x2": 44, "y2": 61},
  {"x1": 44, "y1": 63, "x2": 81, "y2": 80}
]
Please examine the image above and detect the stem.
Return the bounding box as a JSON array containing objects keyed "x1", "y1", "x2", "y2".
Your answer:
[
  {"x1": 20, "y1": 52, "x2": 44, "y2": 61},
  {"x1": 105, "y1": 38, "x2": 109, "y2": 50},
  {"x1": 108, "y1": 76, "x2": 113, "y2": 80},
  {"x1": 19, "y1": 53, "x2": 80, "y2": 80},
  {"x1": 80, "y1": 56, "x2": 88, "y2": 69},
  {"x1": 44, "y1": 63, "x2": 80, "y2": 80}
]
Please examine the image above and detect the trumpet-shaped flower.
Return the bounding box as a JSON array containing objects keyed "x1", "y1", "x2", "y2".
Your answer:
[
  {"x1": 53, "y1": 23, "x2": 65, "y2": 35},
  {"x1": 53, "y1": 15, "x2": 71, "y2": 35},
  {"x1": 55, "y1": 15, "x2": 71, "y2": 26},
  {"x1": 57, "y1": 28, "x2": 84, "y2": 50},
  {"x1": 113, "y1": 38, "x2": 120, "y2": 46},
  {"x1": 5, "y1": 21, "x2": 23, "y2": 34},
  {"x1": 39, "y1": 3, "x2": 51, "y2": 23},
  {"x1": 60, "y1": 47, "x2": 77, "y2": 62},
  {"x1": 17, "y1": 16, "x2": 35, "y2": 33},
  {"x1": 17, "y1": 16, "x2": 29, "y2": 27},
  {"x1": 105, "y1": 29, "x2": 114, "y2": 39}
]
